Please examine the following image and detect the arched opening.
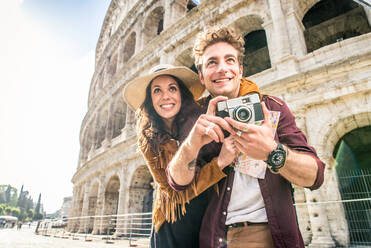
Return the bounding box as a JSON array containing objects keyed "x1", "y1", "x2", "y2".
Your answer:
[
  {"x1": 243, "y1": 30, "x2": 271, "y2": 77},
  {"x1": 333, "y1": 125, "x2": 371, "y2": 245},
  {"x1": 187, "y1": 0, "x2": 198, "y2": 11},
  {"x1": 302, "y1": 0, "x2": 371, "y2": 53},
  {"x1": 103, "y1": 175, "x2": 120, "y2": 234},
  {"x1": 128, "y1": 166, "x2": 153, "y2": 235},
  {"x1": 143, "y1": 7, "x2": 165, "y2": 44},
  {"x1": 123, "y1": 32, "x2": 136, "y2": 63}
]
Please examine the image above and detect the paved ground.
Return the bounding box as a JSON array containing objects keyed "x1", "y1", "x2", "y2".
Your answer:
[{"x1": 0, "y1": 226, "x2": 149, "y2": 248}]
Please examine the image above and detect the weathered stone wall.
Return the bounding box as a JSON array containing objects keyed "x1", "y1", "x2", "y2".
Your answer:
[{"x1": 69, "y1": 0, "x2": 371, "y2": 245}]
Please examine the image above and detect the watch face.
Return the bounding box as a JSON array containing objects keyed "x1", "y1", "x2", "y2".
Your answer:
[{"x1": 271, "y1": 151, "x2": 285, "y2": 166}]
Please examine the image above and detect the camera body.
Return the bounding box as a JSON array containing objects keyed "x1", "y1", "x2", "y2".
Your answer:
[{"x1": 216, "y1": 93, "x2": 264, "y2": 124}]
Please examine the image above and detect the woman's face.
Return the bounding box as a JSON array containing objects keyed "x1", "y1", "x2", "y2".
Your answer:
[{"x1": 150, "y1": 75, "x2": 182, "y2": 127}]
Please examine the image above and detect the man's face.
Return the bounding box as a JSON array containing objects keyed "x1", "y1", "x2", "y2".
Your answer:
[{"x1": 199, "y1": 42, "x2": 243, "y2": 99}]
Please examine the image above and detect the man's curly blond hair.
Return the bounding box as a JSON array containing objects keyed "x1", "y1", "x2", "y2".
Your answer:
[{"x1": 193, "y1": 26, "x2": 245, "y2": 72}]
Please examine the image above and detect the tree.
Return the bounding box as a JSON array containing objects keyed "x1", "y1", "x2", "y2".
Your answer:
[{"x1": 34, "y1": 193, "x2": 42, "y2": 220}]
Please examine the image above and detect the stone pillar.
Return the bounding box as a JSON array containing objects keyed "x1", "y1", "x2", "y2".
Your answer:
[
  {"x1": 267, "y1": 0, "x2": 299, "y2": 78},
  {"x1": 67, "y1": 187, "x2": 78, "y2": 232},
  {"x1": 305, "y1": 188, "x2": 335, "y2": 247},
  {"x1": 286, "y1": 10, "x2": 307, "y2": 57},
  {"x1": 114, "y1": 171, "x2": 128, "y2": 237},
  {"x1": 92, "y1": 177, "x2": 105, "y2": 235},
  {"x1": 78, "y1": 184, "x2": 91, "y2": 233},
  {"x1": 136, "y1": 15, "x2": 145, "y2": 52},
  {"x1": 122, "y1": 105, "x2": 135, "y2": 139},
  {"x1": 164, "y1": 0, "x2": 187, "y2": 29},
  {"x1": 324, "y1": 157, "x2": 349, "y2": 247},
  {"x1": 294, "y1": 186, "x2": 312, "y2": 245},
  {"x1": 363, "y1": 6, "x2": 371, "y2": 27}
]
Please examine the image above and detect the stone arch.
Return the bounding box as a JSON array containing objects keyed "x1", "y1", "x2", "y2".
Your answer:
[
  {"x1": 330, "y1": 122, "x2": 371, "y2": 245},
  {"x1": 243, "y1": 30, "x2": 271, "y2": 77},
  {"x1": 302, "y1": 0, "x2": 371, "y2": 53},
  {"x1": 122, "y1": 32, "x2": 136, "y2": 63},
  {"x1": 102, "y1": 174, "x2": 120, "y2": 234},
  {"x1": 127, "y1": 165, "x2": 153, "y2": 214},
  {"x1": 322, "y1": 111, "x2": 371, "y2": 164},
  {"x1": 143, "y1": 6, "x2": 165, "y2": 44},
  {"x1": 231, "y1": 15, "x2": 271, "y2": 77}
]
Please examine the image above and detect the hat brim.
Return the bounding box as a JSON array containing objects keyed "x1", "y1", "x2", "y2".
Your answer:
[{"x1": 123, "y1": 67, "x2": 204, "y2": 111}]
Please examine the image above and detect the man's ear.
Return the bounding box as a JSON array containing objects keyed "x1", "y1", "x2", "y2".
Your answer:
[
  {"x1": 239, "y1": 64, "x2": 243, "y2": 76},
  {"x1": 198, "y1": 70, "x2": 205, "y2": 85}
]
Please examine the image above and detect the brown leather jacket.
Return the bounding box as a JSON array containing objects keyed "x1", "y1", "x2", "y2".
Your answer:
[{"x1": 139, "y1": 116, "x2": 226, "y2": 232}]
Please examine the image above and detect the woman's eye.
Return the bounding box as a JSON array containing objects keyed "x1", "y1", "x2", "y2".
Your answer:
[
  {"x1": 169, "y1": 86, "x2": 177, "y2": 92},
  {"x1": 153, "y1": 88, "x2": 161, "y2": 93}
]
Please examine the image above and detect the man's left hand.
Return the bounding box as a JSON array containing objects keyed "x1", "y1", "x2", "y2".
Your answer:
[{"x1": 225, "y1": 102, "x2": 276, "y2": 161}]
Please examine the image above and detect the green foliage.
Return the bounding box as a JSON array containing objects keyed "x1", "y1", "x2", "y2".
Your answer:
[{"x1": 0, "y1": 185, "x2": 40, "y2": 221}]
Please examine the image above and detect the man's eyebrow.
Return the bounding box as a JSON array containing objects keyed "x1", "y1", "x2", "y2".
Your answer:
[{"x1": 224, "y1": 54, "x2": 237, "y2": 58}]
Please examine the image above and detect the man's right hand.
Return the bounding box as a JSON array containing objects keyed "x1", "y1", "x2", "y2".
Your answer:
[{"x1": 185, "y1": 96, "x2": 236, "y2": 152}]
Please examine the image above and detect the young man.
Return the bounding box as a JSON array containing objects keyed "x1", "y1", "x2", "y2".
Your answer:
[{"x1": 167, "y1": 26, "x2": 325, "y2": 248}]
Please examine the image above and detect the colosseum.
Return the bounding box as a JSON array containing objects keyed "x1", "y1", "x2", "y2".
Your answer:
[{"x1": 67, "y1": 0, "x2": 371, "y2": 246}]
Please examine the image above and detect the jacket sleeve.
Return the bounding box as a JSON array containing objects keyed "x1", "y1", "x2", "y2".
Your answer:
[
  {"x1": 166, "y1": 157, "x2": 226, "y2": 192},
  {"x1": 142, "y1": 141, "x2": 226, "y2": 198},
  {"x1": 264, "y1": 95, "x2": 325, "y2": 190}
]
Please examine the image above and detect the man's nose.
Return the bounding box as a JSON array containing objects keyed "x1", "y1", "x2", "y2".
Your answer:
[{"x1": 216, "y1": 61, "x2": 228, "y2": 73}]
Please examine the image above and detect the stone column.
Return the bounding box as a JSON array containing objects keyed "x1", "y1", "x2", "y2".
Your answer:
[
  {"x1": 114, "y1": 170, "x2": 128, "y2": 237},
  {"x1": 92, "y1": 176, "x2": 105, "y2": 234},
  {"x1": 78, "y1": 184, "x2": 91, "y2": 233},
  {"x1": 164, "y1": 0, "x2": 187, "y2": 29},
  {"x1": 286, "y1": 10, "x2": 307, "y2": 57},
  {"x1": 305, "y1": 188, "x2": 335, "y2": 247},
  {"x1": 122, "y1": 105, "x2": 135, "y2": 139},
  {"x1": 324, "y1": 157, "x2": 349, "y2": 247},
  {"x1": 294, "y1": 186, "x2": 312, "y2": 245},
  {"x1": 363, "y1": 6, "x2": 371, "y2": 27},
  {"x1": 267, "y1": 0, "x2": 299, "y2": 78},
  {"x1": 67, "y1": 187, "x2": 78, "y2": 232}
]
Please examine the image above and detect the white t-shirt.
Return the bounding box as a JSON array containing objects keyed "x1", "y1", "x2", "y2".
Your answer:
[{"x1": 225, "y1": 169, "x2": 268, "y2": 225}]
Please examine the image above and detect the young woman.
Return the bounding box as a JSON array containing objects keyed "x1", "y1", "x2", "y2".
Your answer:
[{"x1": 123, "y1": 64, "x2": 228, "y2": 248}]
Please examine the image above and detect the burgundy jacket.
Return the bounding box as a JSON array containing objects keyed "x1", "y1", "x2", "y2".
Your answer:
[{"x1": 168, "y1": 95, "x2": 325, "y2": 248}]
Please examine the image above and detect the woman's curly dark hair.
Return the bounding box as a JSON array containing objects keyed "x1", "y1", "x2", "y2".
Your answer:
[{"x1": 136, "y1": 75, "x2": 200, "y2": 154}]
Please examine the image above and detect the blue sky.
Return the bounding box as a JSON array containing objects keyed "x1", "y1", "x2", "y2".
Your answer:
[{"x1": 0, "y1": 0, "x2": 110, "y2": 213}]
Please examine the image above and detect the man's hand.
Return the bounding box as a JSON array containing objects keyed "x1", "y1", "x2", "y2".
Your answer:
[
  {"x1": 185, "y1": 96, "x2": 236, "y2": 153},
  {"x1": 217, "y1": 136, "x2": 239, "y2": 170},
  {"x1": 225, "y1": 102, "x2": 276, "y2": 161}
]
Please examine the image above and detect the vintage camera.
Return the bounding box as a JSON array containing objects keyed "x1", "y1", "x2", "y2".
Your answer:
[{"x1": 216, "y1": 93, "x2": 264, "y2": 124}]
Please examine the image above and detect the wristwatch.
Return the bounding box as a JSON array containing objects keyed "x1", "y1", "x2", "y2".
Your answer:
[{"x1": 266, "y1": 143, "x2": 287, "y2": 174}]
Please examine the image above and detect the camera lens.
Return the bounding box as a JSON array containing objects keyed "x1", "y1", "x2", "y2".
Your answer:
[{"x1": 233, "y1": 106, "x2": 252, "y2": 123}]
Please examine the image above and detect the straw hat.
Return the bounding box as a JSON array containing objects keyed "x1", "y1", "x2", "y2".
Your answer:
[{"x1": 123, "y1": 64, "x2": 204, "y2": 111}]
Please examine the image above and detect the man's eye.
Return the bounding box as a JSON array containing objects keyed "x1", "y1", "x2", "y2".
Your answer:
[
  {"x1": 207, "y1": 61, "x2": 216, "y2": 66},
  {"x1": 227, "y1": 58, "x2": 235, "y2": 63}
]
